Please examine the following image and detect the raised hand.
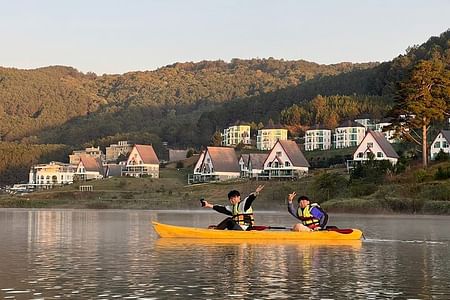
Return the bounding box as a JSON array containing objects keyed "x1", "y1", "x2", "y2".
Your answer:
[
  {"x1": 255, "y1": 184, "x2": 265, "y2": 195},
  {"x1": 287, "y1": 191, "x2": 297, "y2": 203}
]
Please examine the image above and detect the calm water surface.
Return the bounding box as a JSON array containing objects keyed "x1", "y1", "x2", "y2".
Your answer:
[{"x1": 0, "y1": 209, "x2": 449, "y2": 299}]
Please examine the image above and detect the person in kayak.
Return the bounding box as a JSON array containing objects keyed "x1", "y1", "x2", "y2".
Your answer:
[
  {"x1": 287, "y1": 192, "x2": 328, "y2": 232},
  {"x1": 201, "y1": 184, "x2": 265, "y2": 230}
]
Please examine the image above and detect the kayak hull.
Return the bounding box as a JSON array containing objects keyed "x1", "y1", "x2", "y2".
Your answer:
[{"x1": 152, "y1": 222, "x2": 363, "y2": 240}]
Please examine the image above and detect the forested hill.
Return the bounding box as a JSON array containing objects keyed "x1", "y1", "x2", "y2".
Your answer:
[
  {"x1": 0, "y1": 59, "x2": 375, "y2": 143},
  {"x1": 0, "y1": 30, "x2": 448, "y2": 150}
]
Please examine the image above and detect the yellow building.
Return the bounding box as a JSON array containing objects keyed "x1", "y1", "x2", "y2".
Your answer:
[
  {"x1": 221, "y1": 125, "x2": 251, "y2": 147},
  {"x1": 256, "y1": 128, "x2": 288, "y2": 150}
]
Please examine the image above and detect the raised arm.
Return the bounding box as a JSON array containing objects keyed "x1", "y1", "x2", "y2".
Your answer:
[
  {"x1": 287, "y1": 192, "x2": 298, "y2": 219},
  {"x1": 243, "y1": 185, "x2": 265, "y2": 211}
]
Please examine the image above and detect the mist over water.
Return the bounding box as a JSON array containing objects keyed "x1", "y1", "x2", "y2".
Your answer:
[{"x1": 0, "y1": 209, "x2": 449, "y2": 299}]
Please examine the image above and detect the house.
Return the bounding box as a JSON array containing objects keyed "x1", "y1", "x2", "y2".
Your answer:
[
  {"x1": 123, "y1": 144, "x2": 159, "y2": 178},
  {"x1": 75, "y1": 155, "x2": 104, "y2": 181},
  {"x1": 304, "y1": 125, "x2": 332, "y2": 151},
  {"x1": 69, "y1": 146, "x2": 105, "y2": 165},
  {"x1": 260, "y1": 140, "x2": 310, "y2": 179},
  {"x1": 354, "y1": 114, "x2": 376, "y2": 130},
  {"x1": 105, "y1": 141, "x2": 133, "y2": 163},
  {"x1": 189, "y1": 147, "x2": 240, "y2": 184},
  {"x1": 222, "y1": 125, "x2": 251, "y2": 147},
  {"x1": 256, "y1": 127, "x2": 288, "y2": 150},
  {"x1": 29, "y1": 161, "x2": 77, "y2": 187},
  {"x1": 375, "y1": 119, "x2": 397, "y2": 143},
  {"x1": 168, "y1": 149, "x2": 188, "y2": 162},
  {"x1": 333, "y1": 120, "x2": 366, "y2": 149},
  {"x1": 353, "y1": 130, "x2": 399, "y2": 165},
  {"x1": 430, "y1": 130, "x2": 450, "y2": 160},
  {"x1": 238, "y1": 154, "x2": 249, "y2": 177},
  {"x1": 238, "y1": 153, "x2": 268, "y2": 178}
]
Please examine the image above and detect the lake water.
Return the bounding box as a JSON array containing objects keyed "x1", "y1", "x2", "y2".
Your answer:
[{"x1": 0, "y1": 209, "x2": 449, "y2": 299}]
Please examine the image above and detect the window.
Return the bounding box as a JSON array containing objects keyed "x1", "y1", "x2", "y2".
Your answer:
[
  {"x1": 443, "y1": 141, "x2": 449, "y2": 148},
  {"x1": 434, "y1": 142, "x2": 441, "y2": 148},
  {"x1": 367, "y1": 142, "x2": 373, "y2": 148},
  {"x1": 285, "y1": 161, "x2": 290, "y2": 167},
  {"x1": 377, "y1": 152, "x2": 384, "y2": 158},
  {"x1": 276, "y1": 151, "x2": 282, "y2": 157},
  {"x1": 357, "y1": 152, "x2": 363, "y2": 158}
]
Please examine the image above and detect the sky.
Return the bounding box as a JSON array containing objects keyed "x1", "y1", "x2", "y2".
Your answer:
[{"x1": 1, "y1": 0, "x2": 449, "y2": 75}]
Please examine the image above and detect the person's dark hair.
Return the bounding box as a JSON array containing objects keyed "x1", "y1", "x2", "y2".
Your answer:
[
  {"x1": 228, "y1": 190, "x2": 240, "y2": 199},
  {"x1": 298, "y1": 195, "x2": 310, "y2": 203}
]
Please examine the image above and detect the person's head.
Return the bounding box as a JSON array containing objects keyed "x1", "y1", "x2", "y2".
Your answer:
[
  {"x1": 228, "y1": 190, "x2": 241, "y2": 204},
  {"x1": 298, "y1": 195, "x2": 310, "y2": 208}
]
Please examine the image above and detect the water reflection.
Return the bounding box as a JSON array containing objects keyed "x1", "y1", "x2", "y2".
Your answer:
[{"x1": 0, "y1": 210, "x2": 449, "y2": 299}]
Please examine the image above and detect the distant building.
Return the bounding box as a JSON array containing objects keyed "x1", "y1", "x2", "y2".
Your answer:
[
  {"x1": 260, "y1": 140, "x2": 310, "y2": 179},
  {"x1": 430, "y1": 130, "x2": 450, "y2": 160},
  {"x1": 69, "y1": 146, "x2": 105, "y2": 165},
  {"x1": 123, "y1": 144, "x2": 160, "y2": 178},
  {"x1": 75, "y1": 155, "x2": 104, "y2": 181},
  {"x1": 256, "y1": 127, "x2": 288, "y2": 150},
  {"x1": 353, "y1": 130, "x2": 399, "y2": 165},
  {"x1": 105, "y1": 141, "x2": 133, "y2": 162},
  {"x1": 333, "y1": 120, "x2": 366, "y2": 149},
  {"x1": 354, "y1": 115, "x2": 376, "y2": 130},
  {"x1": 168, "y1": 149, "x2": 188, "y2": 162},
  {"x1": 29, "y1": 161, "x2": 77, "y2": 187},
  {"x1": 304, "y1": 125, "x2": 332, "y2": 151},
  {"x1": 189, "y1": 147, "x2": 240, "y2": 184},
  {"x1": 222, "y1": 125, "x2": 251, "y2": 147}
]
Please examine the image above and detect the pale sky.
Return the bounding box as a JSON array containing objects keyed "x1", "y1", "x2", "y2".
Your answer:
[{"x1": 1, "y1": 0, "x2": 449, "y2": 74}]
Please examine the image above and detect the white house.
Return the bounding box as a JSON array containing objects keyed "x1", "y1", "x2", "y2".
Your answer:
[
  {"x1": 430, "y1": 130, "x2": 450, "y2": 160},
  {"x1": 304, "y1": 125, "x2": 332, "y2": 151},
  {"x1": 222, "y1": 125, "x2": 251, "y2": 147},
  {"x1": 333, "y1": 120, "x2": 366, "y2": 149},
  {"x1": 123, "y1": 144, "x2": 159, "y2": 178},
  {"x1": 189, "y1": 147, "x2": 240, "y2": 184},
  {"x1": 375, "y1": 120, "x2": 396, "y2": 143},
  {"x1": 260, "y1": 140, "x2": 310, "y2": 179},
  {"x1": 353, "y1": 130, "x2": 399, "y2": 165},
  {"x1": 247, "y1": 153, "x2": 268, "y2": 178},
  {"x1": 29, "y1": 161, "x2": 77, "y2": 187}
]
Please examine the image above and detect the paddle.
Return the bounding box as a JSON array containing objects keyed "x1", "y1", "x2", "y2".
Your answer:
[{"x1": 252, "y1": 225, "x2": 354, "y2": 234}]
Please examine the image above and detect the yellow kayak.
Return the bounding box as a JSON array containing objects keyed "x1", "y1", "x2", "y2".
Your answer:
[{"x1": 152, "y1": 222, "x2": 363, "y2": 240}]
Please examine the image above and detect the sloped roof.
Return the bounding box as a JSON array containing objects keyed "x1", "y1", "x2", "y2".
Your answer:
[
  {"x1": 240, "y1": 154, "x2": 249, "y2": 165},
  {"x1": 441, "y1": 130, "x2": 450, "y2": 142},
  {"x1": 105, "y1": 164, "x2": 123, "y2": 177},
  {"x1": 307, "y1": 124, "x2": 331, "y2": 130},
  {"x1": 169, "y1": 149, "x2": 188, "y2": 162},
  {"x1": 248, "y1": 153, "x2": 268, "y2": 169},
  {"x1": 279, "y1": 140, "x2": 310, "y2": 167},
  {"x1": 207, "y1": 147, "x2": 240, "y2": 172},
  {"x1": 79, "y1": 155, "x2": 104, "y2": 174},
  {"x1": 135, "y1": 144, "x2": 159, "y2": 164},
  {"x1": 369, "y1": 130, "x2": 399, "y2": 158},
  {"x1": 337, "y1": 120, "x2": 365, "y2": 128}
]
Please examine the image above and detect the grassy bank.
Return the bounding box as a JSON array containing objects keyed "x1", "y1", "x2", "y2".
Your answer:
[{"x1": 1, "y1": 163, "x2": 450, "y2": 214}]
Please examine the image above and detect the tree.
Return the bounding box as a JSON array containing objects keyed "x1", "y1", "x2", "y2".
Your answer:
[
  {"x1": 392, "y1": 59, "x2": 450, "y2": 167},
  {"x1": 210, "y1": 131, "x2": 223, "y2": 146}
]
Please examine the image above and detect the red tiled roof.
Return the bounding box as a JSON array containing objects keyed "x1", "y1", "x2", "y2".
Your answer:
[
  {"x1": 79, "y1": 155, "x2": 104, "y2": 174},
  {"x1": 135, "y1": 145, "x2": 159, "y2": 164}
]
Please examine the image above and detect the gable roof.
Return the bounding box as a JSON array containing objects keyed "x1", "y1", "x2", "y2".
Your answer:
[
  {"x1": 368, "y1": 130, "x2": 399, "y2": 158},
  {"x1": 278, "y1": 140, "x2": 310, "y2": 167},
  {"x1": 248, "y1": 153, "x2": 268, "y2": 169},
  {"x1": 169, "y1": 149, "x2": 188, "y2": 162},
  {"x1": 79, "y1": 155, "x2": 104, "y2": 174},
  {"x1": 206, "y1": 147, "x2": 240, "y2": 172},
  {"x1": 134, "y1": 144, "x2": 159, "y2": 164},
  {"x1": 240, "y1": 154, "x2": 249, "y2": 165},
  {"x1": 441, "y1": 130, "x2": 450, "y2": 142}
]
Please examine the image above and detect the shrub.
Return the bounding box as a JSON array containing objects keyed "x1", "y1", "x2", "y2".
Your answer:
[
  {"x1": 435, "y1": 150, "x2": 450, "y2": 162},
  {"x1": 434, "y1": 167, "x2": 450, "y2": 180}
]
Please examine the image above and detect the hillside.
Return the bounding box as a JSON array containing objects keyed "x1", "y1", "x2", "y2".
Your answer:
[{"x1": 0, "y1": 30, "x2": 449, "y2": 185}]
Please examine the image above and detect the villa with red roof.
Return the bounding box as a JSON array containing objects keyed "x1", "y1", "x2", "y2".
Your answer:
[
  {"x1": 123, "y1": 144, "x2": 160, "y2": 178},
  {"x1": 75, "y1": 155, "x2": 104, "y2": 181}
]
